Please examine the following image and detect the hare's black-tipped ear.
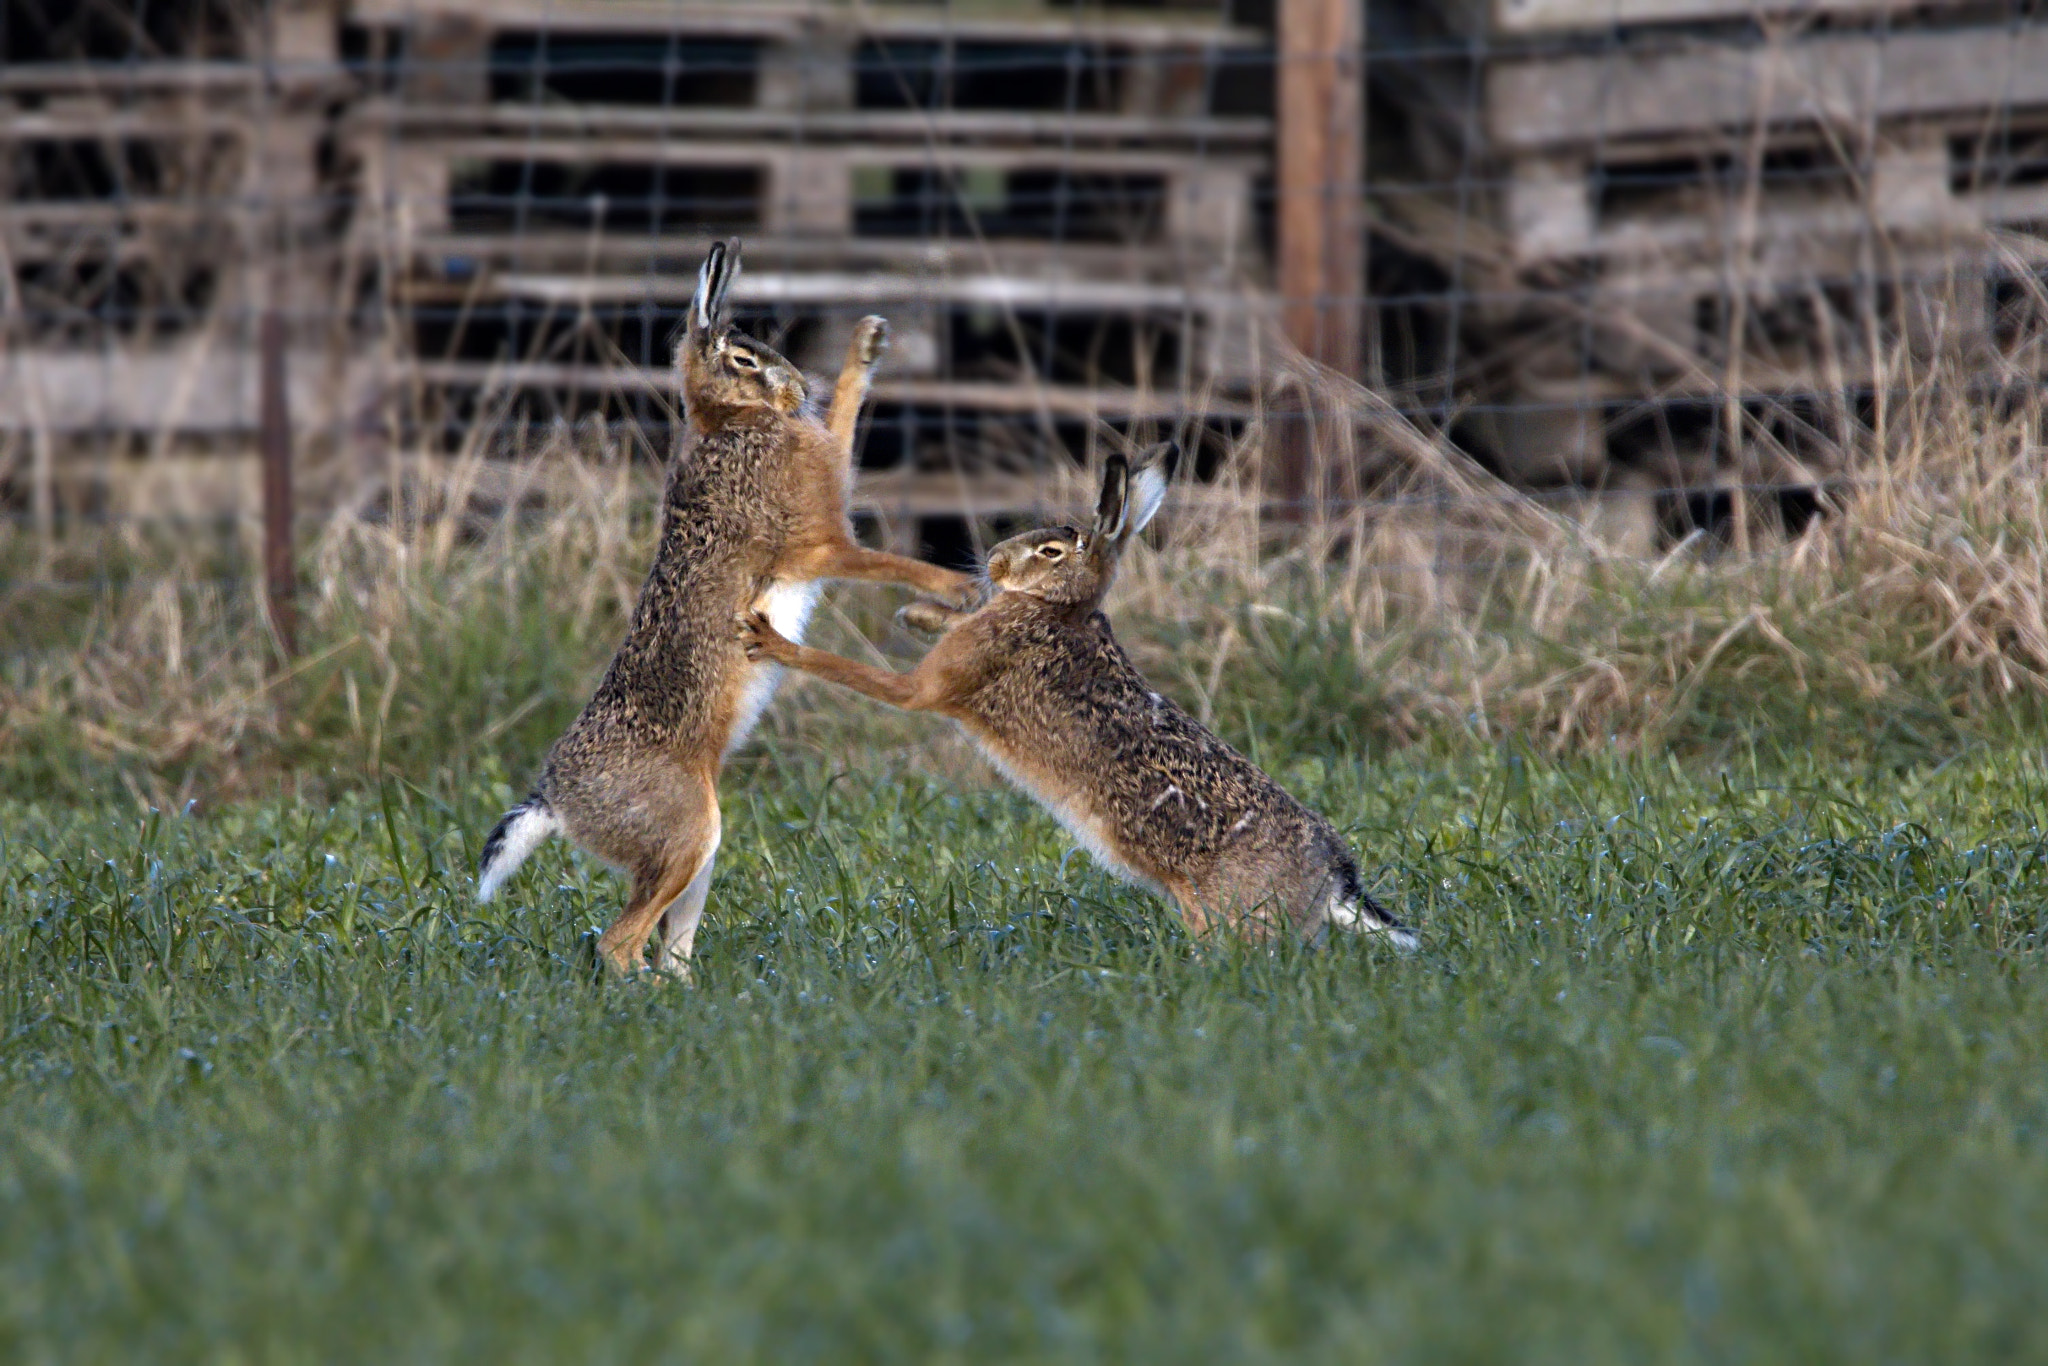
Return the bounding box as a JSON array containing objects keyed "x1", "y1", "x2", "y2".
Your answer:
[
  {"x1": 1124, "y1": 441, "x2": 1173, "y2": 540},
  {"x1": 1093, "y1": 453, "x2": 1131, "y2": 545},
  {"x1": 690, "y1": 238, "x2": 740, "y2": 335}
]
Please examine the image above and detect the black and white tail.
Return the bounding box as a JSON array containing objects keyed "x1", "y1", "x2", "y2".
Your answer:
[
  {"x1": 1328, "y1": 862, "x2": 1420, "y2": 951},
  {"x1": 477, "y1": 794, "x2": 562, "y2": 902}
]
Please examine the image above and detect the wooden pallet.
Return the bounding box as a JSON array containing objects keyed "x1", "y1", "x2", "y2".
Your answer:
[
  {"x1": 340, "y1": 0, "x2": 1273, "y2": 456},
  {"x1": 1499, "y1": 127, "x2": 2037, "y2": 265},
  {"x1": 346, "y1": 0, "x2": 1263, "y2": 53},
  {"x1": 1444, "y1": 0, "x2": 1972, "y2": 38},
  {"x1": 1486, "y1": 23, "x2": 2048, "y2": 152},
  {"x1": 0, "y1": 4, "x2": 350, "y2": 352}
]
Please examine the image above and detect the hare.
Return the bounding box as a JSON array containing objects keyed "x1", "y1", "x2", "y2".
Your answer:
[
  {"x1": 739, "y1": 445, "x2": 1417, "y2": 949},
  {"x1": 477, "y1": 239, "x2": 977, "y2": 977}
]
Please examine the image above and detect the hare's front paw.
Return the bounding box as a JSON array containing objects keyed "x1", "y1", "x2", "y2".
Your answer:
[
  {"x1": 851, "y1": 315, "x2": 889, "y2": 366},
  {"x1": 735, "y1": 610, "x2": 787, "y2": 663},
  {"x1": 896, "y1": 598, "x2": 958, "y2": 636},
  {"x1": 936, "y1": 573, "x2": 986, "y2": 613}
]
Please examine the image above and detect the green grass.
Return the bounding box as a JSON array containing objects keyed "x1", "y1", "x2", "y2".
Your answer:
[{"x1": 6, "y1": 741, "x2": 2048, "y2": 1361}]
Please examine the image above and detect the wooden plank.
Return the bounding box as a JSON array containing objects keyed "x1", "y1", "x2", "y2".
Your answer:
[
  {"x1": 391, "y1": 230, "x2": 1246, "y2": 280},
  {"x1": 0, "y1": 61, "x2": 347, "y2": 96},
  {"x1": 345, "y1": 0, "x2": 1266, "y2": 49},
  {"x1": 401, "y1": 358, "x2": 1256, "y2": 418},
  {"x1": 1507, "y1": 134, "x2": 1983, "y2": 261},
  {"x1": 1483, "y1": 0, "x2": 1963, "y2": 38},
  {"x1": 362, "y1": 134, "x2": 1265, "y2": 177},
  {"x1": 1276, "y1": 0, "x2": 1362, "y2": 375},
  {"x1": 1488, "y1": 25, "x2": 2048, "y2": 150},
  {"x1": 0, "y1": 61, "x2": 262, "y2": 95},
  {"x1": 0, "y1": 109, "x2": 253, "y2": 140},
  {"x1": 348, "y1": 99, "x2": 1272, "y2": 149},
  {"x1": 471, "y1": 270, "x2": 1257, "y2": 313},
  {"x1": 0, "y1": 348, "x2": 332, "y2": 432}
]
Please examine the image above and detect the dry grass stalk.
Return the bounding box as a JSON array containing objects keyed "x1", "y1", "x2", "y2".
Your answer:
[{"x1": 4, "y1": 321, "x2": 2047, "y2": 798}]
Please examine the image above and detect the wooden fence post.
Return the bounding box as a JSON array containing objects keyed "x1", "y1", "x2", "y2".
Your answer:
[
  {"x1": 1277, "y1": 0, "x2": 1364, "y2": 376},
  {"x1": 1273, "y1": 0, "x2": 1364, "y2": 514},
  {"x1": 260, "y1": 305, "x2": 297, "y2": 656}
]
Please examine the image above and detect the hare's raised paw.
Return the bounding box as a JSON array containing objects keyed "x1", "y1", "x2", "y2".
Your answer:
[
  {"x1": 851, "y1": 315, "x2": 889, "y2": 366},
  {"x1": 897, "y1": 598, "x2": 961, "y2": 636}
]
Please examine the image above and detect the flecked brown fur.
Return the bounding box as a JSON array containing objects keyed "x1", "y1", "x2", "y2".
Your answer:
[
  {"x1": 741, "y1": 446, "x2": 1417, "y2": 947},
  {"x1": 478, "y1": 240, "x2": 976, "y2": 976}
]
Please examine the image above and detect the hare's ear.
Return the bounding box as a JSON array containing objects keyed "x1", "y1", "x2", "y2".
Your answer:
[
  {"x1": 1123, "y1": 441, "x2": 1172, "y2": 539},
  {"x1": 1092, "y1": 453, "x2": 1132, "y2": 546},
  {"x1": 690, "y1": 238, "x2": 740, "y2": 335}
]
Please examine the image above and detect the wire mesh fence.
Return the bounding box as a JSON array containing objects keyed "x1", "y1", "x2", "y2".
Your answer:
[{"x1": 2, "y1": 0, "x2": 2046, "y2": 610}]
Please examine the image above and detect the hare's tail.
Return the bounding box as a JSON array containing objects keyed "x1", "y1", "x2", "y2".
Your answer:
[
  {"x1": 477, "y1": 794, "x2": 561, "y2": 902},
  {"x1": 1327, "y1": 862, "x2": 1419, "y2": 951}
]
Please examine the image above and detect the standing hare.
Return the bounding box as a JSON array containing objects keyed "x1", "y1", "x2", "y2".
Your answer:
[
  {"x1": 477, "y1": 239, "x2": 976, "y2": 977},
  {"x1": 739, "y1": 445, "x2": 1417, "y2": 948}
]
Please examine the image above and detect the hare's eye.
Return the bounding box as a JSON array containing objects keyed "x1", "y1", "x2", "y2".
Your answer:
[
  {"x1": 1038, "y1": 545, "x2": 1065, "y2": 560},
  {"x1": 731, "y1": 352, "x2": 759, "y2": 371}
]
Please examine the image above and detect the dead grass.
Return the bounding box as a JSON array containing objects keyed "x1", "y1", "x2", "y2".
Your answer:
[{"x1": 4, "y1": 348, "x2": 2046, "y2": 801}]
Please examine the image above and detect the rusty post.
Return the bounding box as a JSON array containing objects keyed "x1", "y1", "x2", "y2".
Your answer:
[{"x1": 260, "y1": 305, "x2": 296, "y2": 656}]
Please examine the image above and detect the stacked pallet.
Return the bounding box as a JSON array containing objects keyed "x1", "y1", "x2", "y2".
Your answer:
[
  {"x1": 0, "y1": 1, "x2": 346, "y2": 444},
  {"x1": 1378, "y1": 0, "x2": 2048, "y2": 489},
  {"x1": 340, "y1": 0, "x2": 1271, "y2": 513}
]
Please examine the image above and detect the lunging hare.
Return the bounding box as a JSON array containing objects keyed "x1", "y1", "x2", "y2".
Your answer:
[
  {"x1": 739, "y1": 445, "x2": 1417, "y2": 948},
  {"x1": 477, "y1": 239, "x2": 976, "y2": 976}
]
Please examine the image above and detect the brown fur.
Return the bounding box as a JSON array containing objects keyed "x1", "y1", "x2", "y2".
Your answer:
[
  {"x1": 741, "y1": 446, "x2": 1417, "y2": 948},
  {"x1": 479, "y1": 240, "x2": 977, "y2": 977}
]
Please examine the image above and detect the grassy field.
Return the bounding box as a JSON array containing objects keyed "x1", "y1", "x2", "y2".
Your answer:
[
  {"x1": 9, "y1": 389, "x2": 2048, "y2": 1357},
  {"x1": 6, "y1": 735, "x2": 2048, "y2": 1360}
]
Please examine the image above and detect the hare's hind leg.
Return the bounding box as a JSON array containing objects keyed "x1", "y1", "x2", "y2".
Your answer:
[
  {"x1": 597, "y1": 776, "x2": 722, "y2": 977},
  {"x1": 656, "y1": 840, "x2": 720, "y2": 978}
]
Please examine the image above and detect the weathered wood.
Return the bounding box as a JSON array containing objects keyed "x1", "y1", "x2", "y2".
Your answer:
[
  {"x1": 347, "y1": 99, "x2": 1272, "y2": 149},
  {"x1": 469, "y1": 269, "x2": 1255, "y2": 313},
  {"x1": 354, "y1": 134, "x2": 1264, "y2": 258},
  {"x1": 402, "y1": 358, "x2": 1257, "y2": 419},
  {"x1": 387, "y1": 229, "x2": 1245, "y2": 280},
  {"x1": 1476, "y1": 0, "x2": 1963, "y2": 38},
  {"x1": 364, "y1": 133, "x2": 1265, "y2": 178},
  {"x1": 765, "y1": 149, "x2": 855, "y2": 237},
  {"x1": 397, "y1": 14, "x2": 491, "y2": 106},
  {"x1": 1276, "y1": 0, "x2": 1363, "y2": 375},
  {"x1": 1488, "y1": 24, "x2": 2048, "y2": 151},
  {"x1": 260, "y1": 308, "x2": 298, "y2": 655},
  {"x1": 758, "y1": 33, "x2": 854, "y2": 114},
  {"x1": 0, "y1": 349, "x2": 334, "y2": 432},
  {"x1": 1505, "y1": 133, "x2": 1988, "y2": 262},
  {"x1": 270, "y1": 0, "x2": 342, "y2": 72},
  {"x1": 0, "y1": 60, "x2": 348, "y2": 97},
  {"x1": 345, "y1": 0, "x2": 1266, "y2": 50}
]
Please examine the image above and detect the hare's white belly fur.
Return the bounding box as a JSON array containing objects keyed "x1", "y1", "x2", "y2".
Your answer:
[
  {"x1": 727, "y1": 580, "x2": 820, "y2": 755},
  {"x1": 971, "y1": 737, "x2": 1164, "y2": 895}
]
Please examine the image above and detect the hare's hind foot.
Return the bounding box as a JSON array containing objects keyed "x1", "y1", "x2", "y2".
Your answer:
[{"x1": 1326, "y1": 896, "x2": 1420, "y2": 952}]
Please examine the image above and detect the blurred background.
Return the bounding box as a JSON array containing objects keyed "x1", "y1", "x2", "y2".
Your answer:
[
  {"x1": 6, "y1": 0, "x2": 2048, "y2": 792},
  {"x1": 7, "y1": 0, "x2": 2043, "y2": 555}
]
